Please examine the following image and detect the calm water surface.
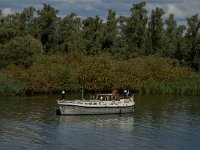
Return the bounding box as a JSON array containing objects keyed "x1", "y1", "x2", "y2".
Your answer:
[{"x1": 0, "y1": 94, "x2": 200, "y2": 150}]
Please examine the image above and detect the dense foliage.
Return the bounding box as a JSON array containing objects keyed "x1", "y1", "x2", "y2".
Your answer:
[{"x1": 0, "y1": 2, "x2": 200, "y2": 96}]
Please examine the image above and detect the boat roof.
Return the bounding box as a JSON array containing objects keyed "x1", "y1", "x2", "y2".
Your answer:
[
  {"x1": 96, "y1": 94, "x2": 116, "y2": 96},
  {"x1": 95, "y1": 90, "x2": 118, "y2": 96}
]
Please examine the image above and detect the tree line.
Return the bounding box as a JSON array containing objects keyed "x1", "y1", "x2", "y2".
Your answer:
[
  {"x1": 0, "y1": 2, "x2": 200, "y2": 95},
  {"x1": 0, "y1": 2, "x2": 200, "y2": 69}
]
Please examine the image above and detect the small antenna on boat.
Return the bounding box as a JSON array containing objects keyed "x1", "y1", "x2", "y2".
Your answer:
[{"x1": 81, "y1": 86, "x2": 84, "y2": 100}]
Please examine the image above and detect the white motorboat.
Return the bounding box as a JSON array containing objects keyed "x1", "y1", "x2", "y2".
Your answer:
[{"x1": 57, "y1": 90, "x2": 135, "y2": 115}]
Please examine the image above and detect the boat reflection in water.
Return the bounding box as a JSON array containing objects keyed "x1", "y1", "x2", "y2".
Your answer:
[{"x1": 59, "y1": 114, "x2": 135, "y2": 130}]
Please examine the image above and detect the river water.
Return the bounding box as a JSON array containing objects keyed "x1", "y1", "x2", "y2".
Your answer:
[{"x1": 0, "y1": 94, "x2": 200, "y2": 150}]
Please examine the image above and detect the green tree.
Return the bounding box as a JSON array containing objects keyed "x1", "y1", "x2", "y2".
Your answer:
[
  {"x1": 174, "y1": 25, "x2": 187, "y2": 64},
  {"x1": 56, "y1": 13, "x2": 85, "y2": 53},
  {"x1": 3, "y1": 35, "x2": 43, "y2": 68},
  {"x1": 82, "y1": 16, "x2": 103, "y2": 54},
  {"x1": 1, "y1": 7, "x2": 36, "y2": 36},
  {"x1": 102, "y1": 9, "x2": 118, "y2": 53},
  {"x1": 164, "y1": 14, "x2": 177, "y2": 57},
  {"x1": 186, "y1": 14, "x2": 200, "y2": 70},
  {"x1": 114, "y1": 16, "x2": 129, "y2": 59},
  {"x1": 148, "y1": 7, "x2": 165, "y2": 55},
  {"x1": 125, "y1": 2, "x2": 148, "y2": 57},
  {"x1": 17, "y1": 7, "x2": 37, "y2": 36},
  {"x1": 36, "y1": 4, "x2": 59, "y2": 53},
  {"x1": 0, "y1": 14, "x2": 22, "y2": 44},
  {"x1": 0, "y1": 9, "x2": 2, "y2": 27}
]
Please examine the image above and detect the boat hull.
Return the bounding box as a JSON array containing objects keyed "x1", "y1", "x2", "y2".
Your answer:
[{"x1": 58, "y1": 105, "x2": 134, "y2": 115}]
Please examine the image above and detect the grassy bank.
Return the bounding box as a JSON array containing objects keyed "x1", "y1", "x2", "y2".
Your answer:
[
  {"x1": 0, "y1": 73, "x2": 27, "y2": 96},
  {"x1": 1, "y1": 53, "x2": 200, "y2": 96}
]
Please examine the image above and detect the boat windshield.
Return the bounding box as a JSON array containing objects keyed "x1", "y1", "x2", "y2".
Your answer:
[{"x1": 95, "y1": 94, "x2": 117, "y2": 101}]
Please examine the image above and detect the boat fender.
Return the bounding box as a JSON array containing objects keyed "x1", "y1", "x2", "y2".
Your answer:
[{"x1": 56, "y1": 108, "x2": 61, "y2": 116}]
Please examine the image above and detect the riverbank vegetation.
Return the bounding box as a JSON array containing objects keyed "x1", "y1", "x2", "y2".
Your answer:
[{"x1": 0, "y1": 2, "x2": 200, "y2": 96}]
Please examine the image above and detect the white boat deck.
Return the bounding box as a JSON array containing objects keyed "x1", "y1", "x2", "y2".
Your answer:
[{"x1": 58, "y1": 97, "x2": 134, "y2": 107}]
